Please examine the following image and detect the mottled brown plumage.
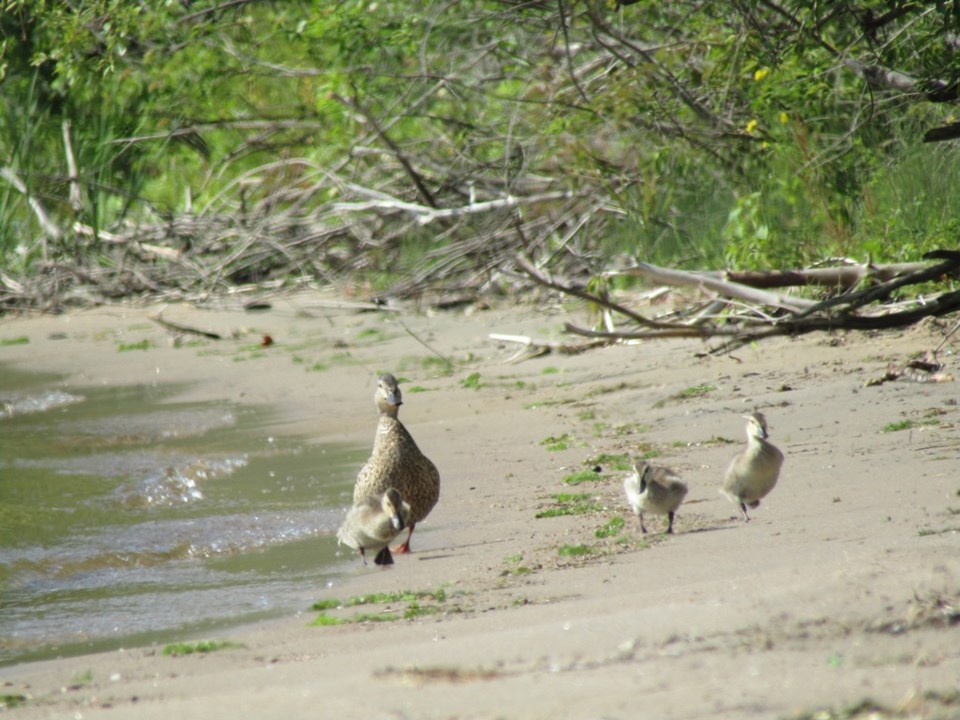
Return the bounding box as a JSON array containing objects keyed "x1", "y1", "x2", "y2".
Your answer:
[{"x1": 353, "y1": 374, "x2": 440, "y2": 553}]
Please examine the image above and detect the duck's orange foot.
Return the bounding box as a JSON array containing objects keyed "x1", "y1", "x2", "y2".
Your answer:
[{"x1": 391, "y1": 540, "x2": 412, "y2": 554}]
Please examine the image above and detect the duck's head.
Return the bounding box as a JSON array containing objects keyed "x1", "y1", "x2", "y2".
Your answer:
[
  {"x1": 375, "y1": 373, "x2": 403, "y2": 418},
  {"x1": 382, "y1": 487, "x2": 407, "y2": 531},
  {"x1": 632, "y1": 459, "x2": 652, "y2": 492},
  {"x1": 744, "y1": 411, "x2": 769, "y2": 440}
]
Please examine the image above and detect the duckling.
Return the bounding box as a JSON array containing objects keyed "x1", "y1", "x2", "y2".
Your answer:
[
  {"x1": 337, "y1": 487, "x2": 411, "y2": 566},
  {"x1": 720, "y1": 411, "x2": 784, "y2": 522},
  {"x1": 353, "y1": 373, "x2": 440, "y2": 553},
  {"x1": 623, "y1": 460, "x2": 688, "y2": 534}
]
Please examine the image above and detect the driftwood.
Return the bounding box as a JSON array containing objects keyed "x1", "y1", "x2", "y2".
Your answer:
[
  {"x1": 721, "y1": 262, "x2": 927, "y2": 289},
  {"x1": 514, "y1": 251, "x2": 960, "y2": 354},
  {"x1": 150, "y1": 313, "x2": 223, "y2": 340},
  {"x1": 490, "y1": 333, "x2": 611, "y2": 362}
]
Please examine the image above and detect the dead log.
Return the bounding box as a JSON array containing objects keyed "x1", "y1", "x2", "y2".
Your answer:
[
  {"x1": 511, "y1": 250, "x2": 960, "y2": 358},
  {"x1": 724, "y1": 262, "x2": 927, "y2": 289},
  {"x1": 611, "y1": 262, "x2": 817, "y2": 313}
]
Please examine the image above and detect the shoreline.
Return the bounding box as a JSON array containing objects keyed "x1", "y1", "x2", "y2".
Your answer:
[{"x1": 2, "y1": 294, "x2": 959, "y2": 719}]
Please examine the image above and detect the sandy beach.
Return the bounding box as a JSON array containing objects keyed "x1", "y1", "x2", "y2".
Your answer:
[{"x1": 2, "y1": 289, "x2": 959, "y2": 719}]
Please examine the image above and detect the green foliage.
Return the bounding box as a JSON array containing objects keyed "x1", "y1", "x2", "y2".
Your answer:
[
  {"x1": 562, "y1": 470, "x2": 603, "y2": 485},
  {"x1": 540, "y1": 433, "x2": 572, "y2": 452},
  {"x1": 536, "y1": 492, "x2": 602, "y2": 518},
  {"x1": 585, "y1": 452, "x2": 632, "y2": 471},
  {"x1": 461, "y1": 372, "x2": 482, "y2": 390},
  {"x1": 558, "y1": 544, "x2": 592, "y2": 557},
  {"x1": 117, "y1": 340, "x2": 151, "y2": 352},
  {"x1": 0, "y1": 336, "x2": 29, "y2": 346},
  {"x1": 310, "y1": 588, "x2": 449, "y2": 625},
  {"x1": 0, "y1": 694, "x2": 28, "y2": 710},
  {"x1": 310, "y1": 613, "x2": 343, "y2": 626},
  {"x1": 2, "y1": 0, "x2": 959, "y2": 299},
  {"x1": 162, "y1": 640, "x2": 243, "y2": 656},
  {"x1": 881, "y1": 418, "x2": 939, "y2": 433},
  {"x1": 595, "y1": 516, "x2": 625, "y2": 539}
]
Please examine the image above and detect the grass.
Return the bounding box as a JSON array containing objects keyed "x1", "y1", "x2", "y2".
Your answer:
[
  {"x1": 357, "y1": 327, "x2": 386, "y2": 341},
  {"x1": 558, "y1": 544, "x2": 593, "y2": 557},
  {"x1": 310, "y1": 588, "x2": 450, "y2": 626},
  {"x1": 0, "y1": 336, "x2": 29, "y2": 346},
  {"x1": 540, "y1": 433, "x2": 572, "y2": 452},
  {"x1": 72, "y1": 669, "x2": 94, "y2": 685},
  {"x1": 0, "y1": 694, "x2": 28, "y2": 710},
  {"x1": 502, "y1": 553, "x2": 533, "y2": 576},
  {"x1": 349, "y1": 612, "x2": 401, "y2": 623},
  {"x1": 461, "y1": 371, "x2": 482, "y2": 389},
  {"x1": 310, "y1": 613, "x2": 344, "y2": 626},
  {"x1": 162, "y1": 640, "x2": 244, "y2": 657},
  {"x1": 881, "y1": 418, "x2": 940, "y2": 432},
  {"x1": 654, "y1": 383, "x2": 716, "y2": 408},
  {"x1": 562, "y1": 470, "x2": 603, "y2": 485},
  {"x1": 535, "y1": 492, "x2": 602, "y2": 518},
  {"x1": 595, "y1": 516, "x2": 625, "y2": 538},
  {"x1": 117, "y1": 339, "x2": 151, "y2": 352},
  {"x1": 585, "y1": 451, "x2": 633, "y2": 471},
  {"x1": 422, "y1": 355, "x2": 455, "y2": 375}
]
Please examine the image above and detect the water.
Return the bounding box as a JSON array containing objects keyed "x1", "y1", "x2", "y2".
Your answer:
[{"x1": 0, "y1": 367, "x2": 365, "y2": 666}]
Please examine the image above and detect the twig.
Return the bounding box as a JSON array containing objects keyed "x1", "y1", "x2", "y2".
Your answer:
[
  {"x1": 489, "y1": 332, "x2": 610, "y2": 363},
  {"x1": 397, "y1": 317, "x2": 454, "y2": 368},
  {"x1": 0, "y1": 166, "x2": 62, "y2": 248},
  {"x1": 150, "y1": 313, "x2": 223, "y2": 340},
  {"x1": 515, "y1": 254, "x2": 696, "y2": 331},
  {"x1": 329, "y1": 93, "x2": 439, "y2": 209},
  {"x1": 62, "y1": 120, "x2": 83, "y2": 212},
  {"x1": 616, "y1": 262, "x2": 817, "y2": 313},
  {"x1": 335, "y1": 186, "x2": 574, "y2": 225}
]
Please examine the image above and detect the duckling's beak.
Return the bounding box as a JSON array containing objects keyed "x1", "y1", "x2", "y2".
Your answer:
[
  {"x1": 386, "y1": 391, "x2": 402, "y2": 407},
  {"x1": 391, "y1": 513, "x2": 406, "y2": 531}
]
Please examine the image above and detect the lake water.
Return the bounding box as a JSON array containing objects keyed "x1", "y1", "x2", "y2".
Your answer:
[{"x1": 0, "y1": 366, "x2": 365, "y2": 666}]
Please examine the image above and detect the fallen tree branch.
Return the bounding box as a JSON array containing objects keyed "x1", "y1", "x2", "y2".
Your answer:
[
  {"x1": 150, "y1": 313, "x2": 223, "y2": 340},
  {"x1": 490, "y1": 332, "x2": 612, "y2": 362},
  {"x1": 515, "y1": 254, "x2": 699, "y2": 332},
  {"x1": 515, "y1": 250, "x2": 960, "y2": 357},
  {"x1": 611, "y1": 261, "x2": 817, "y2": 313},
  {"x1": 335, "y1": 186, "x2": 574, "y2": 226}
]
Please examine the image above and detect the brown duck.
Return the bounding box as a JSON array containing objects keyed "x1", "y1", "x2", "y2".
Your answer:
[{"x1": 353, "y1": 373, "x2": 440, "y2": 553}]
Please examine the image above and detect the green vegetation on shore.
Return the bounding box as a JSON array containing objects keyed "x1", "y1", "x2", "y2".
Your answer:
[{"x1": 2, "y1": 2, "x2": 959, "y2": 309}]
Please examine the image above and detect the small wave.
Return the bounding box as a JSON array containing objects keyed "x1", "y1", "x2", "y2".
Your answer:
[
  {"x1": 0, "y1": 390, "x2": 84, "y2": 419},
  {"x1": 53, "y1": 406, "x2": 238, "y2": 444},
  {"x1": 113, "y1": 456, "x2": 247, "y2": 508},
  {"x1": 0, "y1": 508, "x2": 343, "y2": 591}
]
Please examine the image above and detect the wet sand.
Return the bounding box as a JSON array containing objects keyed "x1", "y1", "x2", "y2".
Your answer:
[{"x1": 1, "y1": 290, "x2": 959, "y2": 719}]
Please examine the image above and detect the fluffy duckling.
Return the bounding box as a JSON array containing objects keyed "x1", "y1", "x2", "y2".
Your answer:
[
  {"x1": 353, "y1": 373, "x2": 440, "y2": 553},
  {"x1": 720, "y1": 411, "x2": 784, "y2": 522},
  {"x1": 623, "y1": 460, "x2": 688, "y2": 534},
  {"x1": 337, "y1": 487, "x2": 411, "y2": 566}
]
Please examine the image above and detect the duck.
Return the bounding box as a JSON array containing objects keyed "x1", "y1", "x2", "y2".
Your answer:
[
  {"x1": 623, "y1": 459, "x2": 688, "y2": 534},
  {"x1": 720, "y1": 411, "x2": 784, "y2": 522},
  {"x1": 352, "y1": 373, "x2": 440, "y2": 553},
  {"x1": 337, "y1": 487, "x2": 411, "y2": 566}
]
